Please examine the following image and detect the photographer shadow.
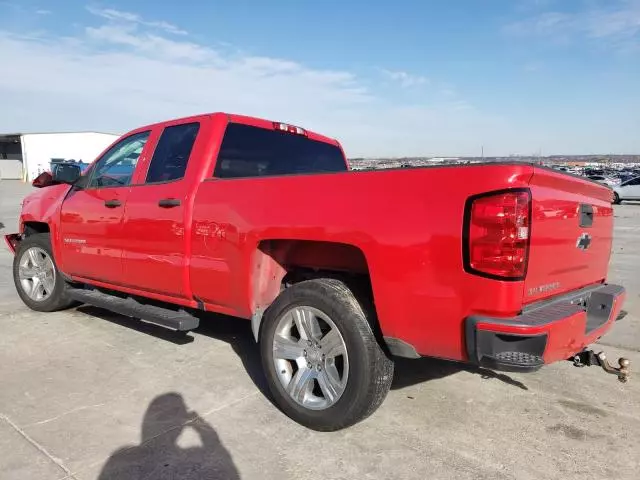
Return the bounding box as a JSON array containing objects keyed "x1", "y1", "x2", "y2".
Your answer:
[{"x1": 98, "y1": 393, "x2": 239, "y2": 480}]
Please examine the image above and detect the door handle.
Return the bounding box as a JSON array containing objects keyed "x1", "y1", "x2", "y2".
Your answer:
[
  {"x1": 104, "y1": 199, "x2": 122, "y2": 208},
  {"x1": 158, "y1": 198, "x2": 181, "y2": 208}
]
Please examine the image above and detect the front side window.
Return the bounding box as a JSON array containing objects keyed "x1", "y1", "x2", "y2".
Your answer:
[
  {"x1": 145, "y1": 122, "x2": 200, "y2": 184},
  {"x1": 88, "y1": 131, "x2": 150, "y2": 188},
  {"x1": 213, "y1": 123, "x2": 347, "y2": 179}
]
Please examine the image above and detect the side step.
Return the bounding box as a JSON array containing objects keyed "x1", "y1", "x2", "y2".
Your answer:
[
  {"x1": 68, "y1": 288, "x2": 200, "y2": 331},
  {"x1": 480, "y1": 352, "x2": 544, "y2": 373}
]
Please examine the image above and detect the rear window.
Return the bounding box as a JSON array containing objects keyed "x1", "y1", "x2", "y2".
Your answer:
[{"x1": 213, "y1": 123, "x2": 347, "y2": 178}]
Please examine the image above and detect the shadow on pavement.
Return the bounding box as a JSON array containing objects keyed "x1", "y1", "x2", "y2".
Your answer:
[
  {"x1": 74, "y1": 306, "x2": 270, "y2": 396},
  {"x1": 392, "y1": 357, "x2": 528, "y2": 391},
  {"x1": 97, "y1": 392, "x2": 239, "y2": 479},
  {"x1": 192, "y1": 311, "x2": 271, "y2": 397},
  {"x1": 74, "y1": 306, "x2": 526, "y2": 402},
  {"x1": 75, "y1": 306, "x2": 195, "y2": 346}
]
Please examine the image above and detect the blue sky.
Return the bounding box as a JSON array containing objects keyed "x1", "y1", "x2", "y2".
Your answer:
[{"x1": 0, "y1": 0, "x2": 638, "y2": 156}]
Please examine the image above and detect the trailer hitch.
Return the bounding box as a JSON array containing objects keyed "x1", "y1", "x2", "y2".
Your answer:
[{"x1": 572, "y1": 350, "x2": 630, "y2": 383}]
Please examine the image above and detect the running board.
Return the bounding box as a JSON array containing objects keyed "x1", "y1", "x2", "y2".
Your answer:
[{"x1": 67, "y1": 288, "x2": 200, "y2": 331}]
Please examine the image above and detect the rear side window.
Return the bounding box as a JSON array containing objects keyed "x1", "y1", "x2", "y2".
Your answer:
[
  {"x1": 213, "y1": 123, "x2": 347, "y2": 179},
  {"x1": 146, "y1": 122, "x2": 200, "y2": 183}
]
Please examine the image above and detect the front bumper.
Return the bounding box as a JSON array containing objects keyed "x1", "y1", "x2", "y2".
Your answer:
[{"x1": 465, "y1": 283, "x2": 626, "y2": 372}]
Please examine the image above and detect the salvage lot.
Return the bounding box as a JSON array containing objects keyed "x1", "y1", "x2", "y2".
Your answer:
[{"x1": 0, "y1": 179, "x2": 639, "y2": 480}]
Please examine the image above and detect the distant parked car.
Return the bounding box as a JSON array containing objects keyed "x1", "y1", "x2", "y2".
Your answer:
[
  {"x1": 613, "y1": 176, "x2": 640, "y2": 204},
  {"x1": 587, "y1": 175, "x2": 618, "y2": 187}
]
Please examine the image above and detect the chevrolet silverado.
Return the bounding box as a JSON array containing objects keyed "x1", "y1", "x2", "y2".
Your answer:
[{"x1": 5, "y1": 112, "x2": 628, "y2": 431}]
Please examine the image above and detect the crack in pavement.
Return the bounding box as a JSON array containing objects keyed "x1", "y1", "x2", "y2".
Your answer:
[{"x1": 1, "y1": 413, "x2": 77, "y2": 479}]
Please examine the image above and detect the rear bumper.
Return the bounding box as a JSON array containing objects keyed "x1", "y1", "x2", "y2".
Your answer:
[{"x1": 465, "y1": 283, "x2": 626, "y2": 372}]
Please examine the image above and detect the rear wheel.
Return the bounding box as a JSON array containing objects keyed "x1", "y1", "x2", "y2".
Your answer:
[
  {"x1": 260, "y1": 278, "x2": 394, "y2": 431},
  {"x1": 613, "y1": 192, "x2": 621, "y2": 205},
  {"x1": 13, "y1": 233, "x2": 76, "y2": 312}
]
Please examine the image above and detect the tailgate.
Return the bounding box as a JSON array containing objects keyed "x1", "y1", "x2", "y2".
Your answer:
[{"x1": 525, "y1": 167, "x2": 614, "y2": 304}]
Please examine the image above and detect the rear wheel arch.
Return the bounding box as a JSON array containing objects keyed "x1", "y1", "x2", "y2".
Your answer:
[{"x1": 249, "y1": 239, "x2": 379, "y2": 341}]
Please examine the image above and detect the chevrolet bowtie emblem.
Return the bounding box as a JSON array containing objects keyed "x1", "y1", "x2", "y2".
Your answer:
[{"x1": 576, "y1": 233, "x2": 592, "y2": 250}]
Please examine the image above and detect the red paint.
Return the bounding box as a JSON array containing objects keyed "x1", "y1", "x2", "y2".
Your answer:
[
  {"x1": 525, "y1": 168, "x2": 614, "y2": 304},
  {"x1": 59, "y1": 186, "x2": 133, "y2": 285},
  {"x1": 6, "y1": 112, "x2": 625, "y2": 367}
]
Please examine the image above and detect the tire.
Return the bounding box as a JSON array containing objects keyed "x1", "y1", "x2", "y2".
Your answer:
[
  {"x1": 613, "y1": 192, "x2": 621, "y2": 205},
  {"x1": 260, "y1": 278, "x2": 394, "y2": 431},
  {"x1": 13, "y1": 233, "x2": 76, "y2": 312}
]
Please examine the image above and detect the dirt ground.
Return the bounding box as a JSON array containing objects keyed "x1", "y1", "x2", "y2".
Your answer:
[{"x1": 1, "y1": 179, "x2": 639, "y2": 480}]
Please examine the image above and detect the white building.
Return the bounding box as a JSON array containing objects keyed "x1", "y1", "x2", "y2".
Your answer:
[{"x1": 0, "y1": 132, "x2": 119, "y2": 181}]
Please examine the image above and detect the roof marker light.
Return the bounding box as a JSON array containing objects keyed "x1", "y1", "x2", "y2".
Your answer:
[{"x1": 273, "y1": 122, "x2": 307, "y2": 136}]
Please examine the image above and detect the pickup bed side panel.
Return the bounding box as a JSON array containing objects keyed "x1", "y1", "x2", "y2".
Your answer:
[{"x1": 190, "y1": 164, "x2": 534, "y2": 361}]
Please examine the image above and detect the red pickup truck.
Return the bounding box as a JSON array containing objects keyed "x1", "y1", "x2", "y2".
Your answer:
[{"x1": 5, "y1": 112, "x2": 629, "y2": 431}]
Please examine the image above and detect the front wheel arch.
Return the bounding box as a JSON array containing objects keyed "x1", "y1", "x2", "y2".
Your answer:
[{"x1": 23, "y1": 221, "x2": 51, "y2": 236}]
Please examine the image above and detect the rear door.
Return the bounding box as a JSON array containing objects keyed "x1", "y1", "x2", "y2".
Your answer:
[
  {"x1": 59, "y1": 131, "x2": 151, "y2": 284},
  {"x1": 524, "y1": 168, "x2": 614, "y2": 304},
  {"x1": 120, "y1": 119, "x2": 204, "y2": 298}
]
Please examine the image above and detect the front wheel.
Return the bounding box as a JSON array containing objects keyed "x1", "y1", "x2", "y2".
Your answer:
[
  {"x1": 13, "y1": 233, "x2": 77, "y2": 312},
  {"x1": 260, "y1": 278, "x2": 394, "y2": 431}
]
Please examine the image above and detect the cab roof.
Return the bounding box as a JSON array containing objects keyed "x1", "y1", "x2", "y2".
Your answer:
[{"x1": 129, "y1": 112, "x2": 340, "y2": 146}]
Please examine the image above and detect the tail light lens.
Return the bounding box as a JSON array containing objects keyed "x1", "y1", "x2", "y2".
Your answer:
[{"x1": 464, "y1": 190, "x2": 531, "y2": 280}]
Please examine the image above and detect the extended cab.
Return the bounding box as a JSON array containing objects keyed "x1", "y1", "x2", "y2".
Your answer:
[{"x1": 5, "y1": 113, "x2": 628, "y2": 431}]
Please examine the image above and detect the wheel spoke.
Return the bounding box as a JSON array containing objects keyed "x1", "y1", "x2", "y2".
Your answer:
[
  {"x1": 293, "y1": 308, "x2": 322, "y2": 341},
  {"x1": 273, "y1": 335, "x2": 305, "y2": 360},
  {"x1": 19, "y1": 247, "x2": 56, "y2": 302},
  {"x1": 317, "y1": 368, "x2": 342, "y2": 403},
  {"x1": 33, "y1": 278, "x2": 45, "y2": 300},
  {"x1": 287, "y1": 366, "x2": 315, "y2": 403},
  {"x1": 42, "y1": 274, "x2": 55, "y2": 294},
  {"x1": 19, "y1": 266, "x2": 38, "y2": 279},
  {"x1": 320, "y1": 328, "x2": 345, "y2": 358},
  {"x1": 28, "y1": 248, "x2": 42, "y2": 267}
]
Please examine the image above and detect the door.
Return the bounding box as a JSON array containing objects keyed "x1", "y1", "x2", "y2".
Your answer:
[
  {"x1": 620, "y1": 177, "x2": 640, "y2": 199},
  {"x1": 121, "y1": 121, "x2": 202, "y2": 298},
  {"x1": 59, "y1": 131, "x2": 151, "y2": 284}
]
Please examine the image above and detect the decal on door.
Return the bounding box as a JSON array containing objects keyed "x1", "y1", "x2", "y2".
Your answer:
[{"x1": 63, "y1": 238, "x2": 87, "y2": 244}]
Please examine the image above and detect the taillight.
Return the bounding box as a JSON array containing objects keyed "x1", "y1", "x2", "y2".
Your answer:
[{"x1": 463, "y1": 189, "x2": 531, "y2": 280}]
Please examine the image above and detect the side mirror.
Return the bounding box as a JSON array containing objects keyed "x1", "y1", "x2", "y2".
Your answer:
[
  {"x1": 53, "y1": 164, "x2": 82, "y2": 185},
  {"x1": 32, "y1": 171, "x2": 55, "y2": 188}
]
